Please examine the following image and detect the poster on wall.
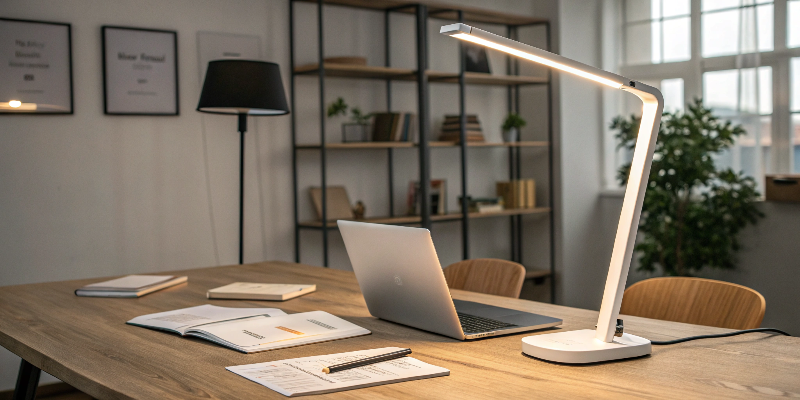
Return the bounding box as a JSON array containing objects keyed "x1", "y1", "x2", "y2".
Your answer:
[
  {"x1": 0, "y1": 18, "x2": 73, "y2": 114},
  {"x1": 196, "y1": 32, "x2": 262, "y2": 86},
  {"x1": 102, "y1": 26, "x2": 178, "y2": 115}
]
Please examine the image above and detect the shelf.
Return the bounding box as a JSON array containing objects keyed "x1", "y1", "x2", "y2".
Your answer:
[
  {"x1": 296, "y1": 141, "x2": 548, "y2": 150},
  {"x1": 293, "y1": 63, "x2": 548, "y2": 86},
  {"x1": 427, "y1": 71, "x2": 548, "y2": 86},
  {"x1": 292, "y1": 0, "x2": 549, "y2": 26},
  {"x1": 298, "y1": 207, "x2": 551, "y2": 228}
]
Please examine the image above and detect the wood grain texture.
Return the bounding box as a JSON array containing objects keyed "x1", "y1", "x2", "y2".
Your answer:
[
  {"x1": 620, "y1": 277, "x2": 766, "y2": 330},
  {"x1": 443, "y1": 259, "x2": 526, "y2": 298},
  {"x1": 0, "y1": 262, "x2": 798, "y2": 399}
]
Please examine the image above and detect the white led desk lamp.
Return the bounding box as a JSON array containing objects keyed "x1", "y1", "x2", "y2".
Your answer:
[{"x1": 441, "y1": 23, "x2": 663, "y2": 364}]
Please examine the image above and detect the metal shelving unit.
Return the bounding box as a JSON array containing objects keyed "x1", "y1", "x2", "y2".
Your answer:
[{"x1": 289, "y1": 0, "x2": 556, "y2": 302}]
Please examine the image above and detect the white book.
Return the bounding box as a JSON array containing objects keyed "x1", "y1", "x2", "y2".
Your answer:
[
  {"x1": 227, "y1": 347, "x2": 450, "y2": 397},
  {"x1": 127, "y1": 306, "x2": 370, "y2": 353},
  {"x1": 208, "y1": 282, "x2": 316, "y2": 301},
  {"x1": 75, "y1": 275, "x2": 187, "y2": 298}
]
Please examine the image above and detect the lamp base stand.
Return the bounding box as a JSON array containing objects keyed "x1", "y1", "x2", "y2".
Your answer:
[{"x1": 522, "y1": 329, "x2": 651, "y2": 364}]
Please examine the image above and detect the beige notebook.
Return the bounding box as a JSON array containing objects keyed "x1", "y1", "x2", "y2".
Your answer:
[{"x1": 208, "y1": 283, "x2": 316, "y2": 301}]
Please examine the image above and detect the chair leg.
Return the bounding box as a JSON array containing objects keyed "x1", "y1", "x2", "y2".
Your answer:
[{"x1": 13, "y1": 359, "x2": 41, "y2": 400}]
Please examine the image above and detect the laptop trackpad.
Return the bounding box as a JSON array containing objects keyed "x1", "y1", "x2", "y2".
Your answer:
[{"x1": 452, "y1": 299, "x2": 523, "y2": 318}]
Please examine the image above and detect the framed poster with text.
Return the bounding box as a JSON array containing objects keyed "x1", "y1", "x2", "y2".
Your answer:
[
  {"x1": 0, "y1": 18, "x2": 73, "y2": 114},
  {"x1": 102, "y1": 26, "x2": 178, "y2": 115}
]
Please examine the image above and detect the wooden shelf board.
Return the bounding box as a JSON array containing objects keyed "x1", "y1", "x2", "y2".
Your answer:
[
  {"x1": 427, "y1": 71, "x2": 549, "y2": 86},
  {"x1": 293, "y1": 64, "x2": 548, "y2": 86},
  {"x1": 292, "y1": 0, "x2": 549, "y2": 26},
  {"x1": 298, "y1": 207, "x2": 551, "y2": 228},
  {"x1": 296, "y1": 141, "x2": 548, "y2": 150},
  {"x1": 525, "y1": 270, "x2": 552, "y2": 280}
]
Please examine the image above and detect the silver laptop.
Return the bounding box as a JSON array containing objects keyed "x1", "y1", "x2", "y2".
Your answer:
[{"x1": 338, "y1": 220, "x2": 562, "y2": 340}]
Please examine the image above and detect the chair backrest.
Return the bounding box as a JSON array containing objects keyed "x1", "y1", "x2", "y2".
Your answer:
[
  {"x1": 443, "y1": 259, "x2": 526, "y2": 298},
  {"x1": 620, "y1": 277, "x2": 766, "y2": 330}
]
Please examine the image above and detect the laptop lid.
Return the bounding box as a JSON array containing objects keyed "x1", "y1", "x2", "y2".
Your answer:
[{"x1": 338, "y1": 220, "x2": 465, "y2": 340}]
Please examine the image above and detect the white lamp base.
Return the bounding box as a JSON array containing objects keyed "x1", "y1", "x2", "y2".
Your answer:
[{"x1": 522, "y1": 329, "x2": 651, "y2": 364}]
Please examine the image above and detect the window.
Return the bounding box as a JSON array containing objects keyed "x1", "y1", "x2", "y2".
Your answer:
[
  {"x1": 612, "y1": 0, "x2": 800, "y2": 190},
  {"x1": 624, "y1": 0, "x2": 691, "y2": 65},
  {"x1": 789, "y1": 0, "x2": 800, "y2": 48},
  {"x1": 702, "y1": 0, "x2": 773, "y2": 58}
]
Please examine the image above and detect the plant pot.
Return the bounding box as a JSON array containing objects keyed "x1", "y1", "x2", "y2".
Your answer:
[
  {"x1": 502, "y1": 127, "x2": 519, "y2": 143},
  {"x1": 342, "y1": 123, "x2": 370, "y2": 142}
]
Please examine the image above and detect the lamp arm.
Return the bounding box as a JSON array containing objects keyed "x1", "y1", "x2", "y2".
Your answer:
[{"x1": 595, "y1": 84, "x2": 663, "y2": 343}]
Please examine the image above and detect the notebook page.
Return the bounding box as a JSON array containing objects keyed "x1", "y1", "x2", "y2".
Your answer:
[
  {"x1": 227, "y1": 347, "x2": 449, "y2": 397},
  {"x1": 126, "y1": 305, "x2": 286, "y2": 335}
]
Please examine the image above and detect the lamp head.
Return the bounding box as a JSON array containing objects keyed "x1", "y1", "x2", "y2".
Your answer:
[{"x1": 197, "y1": 60, "x2": 290, "y2": 116}]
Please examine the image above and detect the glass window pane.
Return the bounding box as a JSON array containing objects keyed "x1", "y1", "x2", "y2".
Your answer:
[
  {"x1": 661, "y1": 78, "x2": 685, "y2": 113},
  {"x1": 652, "y1": 0, "x2": 662, "y2": 19},
  {"x1": 790, "y1": 1, "x2": 800, "y2": 48},
  {"x1": 792, "y1": 58, "x2": 800, "y2": 112},
  {"x1": 758, "y1": 67, "x2": 772, "y2": 115},
  {"x1": 703, "y1": 0, "x2": 741, "y2": 12},
  {"x1": 704, "y1": 70, "x2": 740, "y2": 116},
  {"x1": 663, "y1": 0, "x2": 690, "y2": 17},
  {"x1": 755, "y1": 4, "x2": 774, "y2": 52},
  {"x1": 651, "y1": 20, "x2": 662, "y2": 63},
  {"x1": 626, "y1": 0, "x2": 654, "y2": 22},
  {"x1": 703, "y1": 9, "x2": 740, "y2": 57},
  {"x1": 662, "y1": 17, "x2": 691, "y2": 62},
  {"x1": 626, "y1": 22, "x2": 654, "y2": 65}
]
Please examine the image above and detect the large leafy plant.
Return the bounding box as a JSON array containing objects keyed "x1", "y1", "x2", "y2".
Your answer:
[{"x1": 612, "y1": 99, "x2": 763, "y2": 276}]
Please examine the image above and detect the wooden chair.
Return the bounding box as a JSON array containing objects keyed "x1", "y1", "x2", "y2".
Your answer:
[
  {"x1": 443, "y1": 259, "x2": 526, "y2": 298},
  {"x1": 620, "y1": 277, "x2": 766, "y2": 330}
]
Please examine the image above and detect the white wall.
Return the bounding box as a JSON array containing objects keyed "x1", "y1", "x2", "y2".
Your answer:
[{"x1": 0, "y1": 0, "x2": 554, "y2": 391}]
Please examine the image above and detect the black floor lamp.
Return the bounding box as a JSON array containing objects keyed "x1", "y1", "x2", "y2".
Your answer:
[{"x1": 197, "y1": 60, "x2": 289, "y2": 264}]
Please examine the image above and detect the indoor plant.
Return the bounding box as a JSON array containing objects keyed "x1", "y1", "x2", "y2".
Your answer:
[
  {"x1": 612, "y1": 99, "x2": 763, "y2": 277},
  {"x1": 327, "y1": 97, "x2": 373, "y2": 142},
  {"x1": 502, "y1": 113, "x2": 526, "y2": 142}
]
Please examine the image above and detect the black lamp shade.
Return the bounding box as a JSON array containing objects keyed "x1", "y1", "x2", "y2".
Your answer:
[{"x1": 197, "y1": 60, "x2": 289, "y2": 115}]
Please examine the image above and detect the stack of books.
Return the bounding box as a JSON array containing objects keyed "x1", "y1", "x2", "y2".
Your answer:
[
  {"x1": 439, "y1": 114, "x2": 485, "y2": 143},
  {"x1": 496, "y1": 179, "x2": 536, "y2": 209},
  {"x1": 372, "y1": 112, "x2": 416, "y2": 142},
  {"x1": 458, "y1": 196, "x2": 503, "y2": 214}
]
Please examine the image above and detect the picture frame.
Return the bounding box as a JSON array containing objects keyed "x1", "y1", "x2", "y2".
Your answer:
[
  {"x1": 464, "y1": 43, "x2": 491, "y2": 74},
  {"x1": 0, "y1": 18, "x2": 73, "y2": 114},
  {"x1": 102, "y1": 25, "x2": 178, "y2": 115}
]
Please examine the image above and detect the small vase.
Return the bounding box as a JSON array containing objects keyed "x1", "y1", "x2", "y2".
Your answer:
[
  {"x1": 502, "y1": 127, "x2": 519, "y2": 143},
  {"x1": 342, "y1": 123, "x2": 370, "y2": 142}
]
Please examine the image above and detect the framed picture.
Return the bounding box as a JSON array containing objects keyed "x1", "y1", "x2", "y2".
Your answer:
[
  {"x1": 464, "y1": 43, "x2": 491, "y2": 74},
  {"x1": 102, "y1": 26, "x2": 178, "y2": 115},
  {"x1": 0, "y1": 18, "x2": 73, "y2": 114}
]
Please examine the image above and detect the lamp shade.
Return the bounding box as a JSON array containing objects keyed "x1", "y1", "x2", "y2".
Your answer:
[{"x1": 197, "y1": 60, "x2": 289, "y2": 115}]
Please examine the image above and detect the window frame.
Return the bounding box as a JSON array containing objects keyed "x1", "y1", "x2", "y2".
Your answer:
[{"x1": 607, "y1": 0, "x2": 800, "y2": 190}]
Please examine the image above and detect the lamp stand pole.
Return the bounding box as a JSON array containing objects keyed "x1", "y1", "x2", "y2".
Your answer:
[{"x1": 237, "y1": 113, "x2": 247, "y2": 265}]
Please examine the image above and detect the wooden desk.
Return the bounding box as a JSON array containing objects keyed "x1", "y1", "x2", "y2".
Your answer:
[{"x1": 1, "y1": 262, "x2": 798, "y2": 399}]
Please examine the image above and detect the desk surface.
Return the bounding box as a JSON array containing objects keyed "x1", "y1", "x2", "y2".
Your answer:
[{"x1": 1, "y1": 262, "x2": 798, "y2": 399}]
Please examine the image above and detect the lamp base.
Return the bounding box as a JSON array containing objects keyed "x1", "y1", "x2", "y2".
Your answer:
[{"x1": 522, "y1": 329, "x2": 651, "y2": 364}]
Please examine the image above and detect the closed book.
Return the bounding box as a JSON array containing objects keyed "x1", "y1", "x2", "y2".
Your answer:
[
  {"x1": 208, "y1": 283, "x2": 317, "y2": 301},
  {"x1": 444, "y1": 114, "x2": 479, "y2": 122},
  {"x1": 442, "y1": 122, "x2": 482, "y2": 131},
  {"x1": 515, "y1": 180, "x2": 525, "y2": 210},
  {"x1": 372, "y1": 113, "x2": 400, "y2": 142},
  {"x1": 526, "y1": 179, "x2": 536, "y2": 208},
  {"x1": 496, "y1": 182, "x2": 514, "y2": 209},
  {"x1": 75, "y1": 275, "x2": 187, "y2": 298}
]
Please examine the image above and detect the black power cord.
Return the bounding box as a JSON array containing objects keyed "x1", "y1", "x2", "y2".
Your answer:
[{"x1": 650, "y1": 328, "x2": 791, "y2": 345}]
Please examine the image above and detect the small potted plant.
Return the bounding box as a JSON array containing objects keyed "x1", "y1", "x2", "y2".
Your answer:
[
  {"x1": 502, "y1": 113, "x2": 526, "y2": 142},
  {"x1": 327, "y1": 97, "x2": 373, "y2": 142}
]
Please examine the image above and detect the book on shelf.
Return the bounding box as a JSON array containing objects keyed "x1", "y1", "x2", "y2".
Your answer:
[
  {"x1": 127, "y1": 305, "x2": 370, "y2": 353},
  {"x1": 444, "y1": 114, "x2": 479, "y2": 123},
  {"x1": 458, "y1": 196, "x2": 504, "y2": 214},
  {"x1": 372, "y1": 112, "x2": 416, "y2": 142},
  {"x1": 442, "y1": 122, "x2": 482, "y2": 131},
  {"x1": 407, "y1": 179, "x2": 447, "y2": 216},
  {"x1": 496, "y1": 179, "x2": 536, "y2": 209},
  {"x1": 75, "y1": 275, "x2": 187, "y2": 298}
]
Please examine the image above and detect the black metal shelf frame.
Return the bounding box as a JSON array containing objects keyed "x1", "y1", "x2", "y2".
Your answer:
[{"x1": 288, "y1": 0, "x2": 556, "y2": 303}]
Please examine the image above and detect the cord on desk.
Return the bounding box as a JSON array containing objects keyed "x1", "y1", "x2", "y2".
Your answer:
[{"x1": 650, "y1": 328, "x2": 791, "y2": 345}]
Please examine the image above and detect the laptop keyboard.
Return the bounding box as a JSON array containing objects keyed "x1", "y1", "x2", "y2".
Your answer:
[{"x1": 457, "y1": 312, "x2": 518, "y2": 334}]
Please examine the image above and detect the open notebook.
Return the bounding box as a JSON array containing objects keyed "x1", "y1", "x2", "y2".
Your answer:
[
  {"x1": 127, "y1": 305, "x2": 370, "y2": 353},
  {"x1": 227, "y1": 347, "x2": 450, "y2": 396}
]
